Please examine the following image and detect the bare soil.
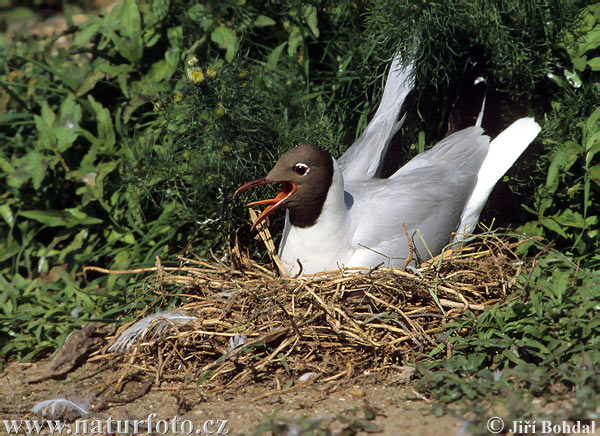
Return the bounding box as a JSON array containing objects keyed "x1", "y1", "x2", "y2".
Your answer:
[{"x1": 1, "y1": 359, "x2": 466, "y2": 436}]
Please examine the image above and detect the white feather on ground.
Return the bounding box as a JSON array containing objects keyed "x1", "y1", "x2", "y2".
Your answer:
[
  {"x1": 214, "y1": 334, "x2": 248, "y2": 365},
  {"x1": 32, "y1": 398, "x2": 90, "y2": 420},
  {"x1": 228, "y1": 334, "x2": 247, "y2": 351},
  {"x1": 108, "y1": 309, "x2": 197, "y2": 353}
]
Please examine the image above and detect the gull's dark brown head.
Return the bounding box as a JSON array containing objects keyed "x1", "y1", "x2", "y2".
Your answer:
[{"x1": 235, "y1": 143, "x2": 334, "y2": 229}]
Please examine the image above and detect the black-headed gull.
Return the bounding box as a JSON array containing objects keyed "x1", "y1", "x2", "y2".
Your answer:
[{"x1": 236, "y1": 54, "x2": 541, "y2": 276}]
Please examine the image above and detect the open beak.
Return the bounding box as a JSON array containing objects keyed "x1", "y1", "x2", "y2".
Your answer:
[{"x1": 234, "y1": 178, "x2": 297, "y2": 230}]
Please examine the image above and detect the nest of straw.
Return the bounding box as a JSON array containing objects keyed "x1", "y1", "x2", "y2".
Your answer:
[{"x1": 90, "y1": 227, "x2": 536, "y2": 397}]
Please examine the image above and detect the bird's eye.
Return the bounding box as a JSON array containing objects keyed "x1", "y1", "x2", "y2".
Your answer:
[{"x1": 293, "y1": 163, "x2": 310, "y2": 176}]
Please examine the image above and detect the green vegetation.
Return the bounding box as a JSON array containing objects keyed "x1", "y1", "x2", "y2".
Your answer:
[
  {"x1": 1, "y1": 0, "x2": 599, "y2": 429},
  {"x1": 418, "y1": 243, "x2": 600, "y2": 430}
]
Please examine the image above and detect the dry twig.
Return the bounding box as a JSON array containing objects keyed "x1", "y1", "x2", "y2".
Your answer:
[{"x1": 91, "y1": 233, "x2": 537, "y2": 394}]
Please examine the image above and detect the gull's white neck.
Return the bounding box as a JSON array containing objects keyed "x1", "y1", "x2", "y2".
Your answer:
[{"x1": 279, "y1": 158, "x2": 353, "y2": 275}]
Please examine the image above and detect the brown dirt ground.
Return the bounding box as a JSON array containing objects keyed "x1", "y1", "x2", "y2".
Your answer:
[
  {"x1": 1, "y1": 360, "x2": 466, "y2": 436},
  {"x1": 3, "y1": 359, "x2": 600, "y2": 436}
]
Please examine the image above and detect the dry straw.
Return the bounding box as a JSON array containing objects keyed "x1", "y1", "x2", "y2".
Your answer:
[{"x1": 86, "y1": 215, "x2": 538, "y2": 399}]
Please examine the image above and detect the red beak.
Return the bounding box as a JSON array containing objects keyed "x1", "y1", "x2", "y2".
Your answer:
[{"x1": 234, "y1": 178, "x2": 297, "y2": 230}]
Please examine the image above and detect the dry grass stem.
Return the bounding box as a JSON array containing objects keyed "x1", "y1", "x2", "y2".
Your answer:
[{"x1": 92, "y1": 233, "x2": 539, "y2": 399}]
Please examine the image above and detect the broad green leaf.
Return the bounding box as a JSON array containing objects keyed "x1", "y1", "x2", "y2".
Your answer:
[
  {"x1": 518, "y1": 221, "x2": 543, "y2": 237},
  {"x1": 57, "y1": 230, "x2": 87, "y2": 263},
  {"x1": 585, "y1": 139, "x2": 600, "y2": 166},
  {"x1": 34, "y1": 114, "x2": 54, "y2": 150},
  {"x1": 585, "y1": 106, "x2": 600, "y2": 137},
  {"x1": 188, "y1": 4, "x2": 212, "y2": 29},
  {"x1": 94, "y1": 160, "x2": 120, "y2": 193},
  {"x1": 113, "y1": 250, "x2": 131, "y2": 269},
  {"x1": 548, "y1": 71, "x2": 568, "y2": 88},
  {"x1": 151, "y1": 0, "x2": 170, "y2": 22},
  {"x1": 167, "y1": 25, "x2": 183, "y2": 48},
  {"x1": 581, "y1": 30, "x2": 600, "y2": 54},
  {"x1": 95, "y1": 61, "x2": 133, "y2": 78},
  {"x1": 554, "y1": 209, "x2": 585, "y2": 229},
  {"x1": 546, "y1": 141, "x2": 580, "y2": 191},
  {"x1": 287, "y1": 26, "x2": 303, "y2": 56},
  {"x1": 144, "y1": 30, "x2": 161, "y2": 48},
  {"x1": 6, "y1": 151, "x2": 49, "y2": 189},
  {"x1": 211, "y1": 26, "x2": 237, "y2": 62},
  {"x1": 48, "y1": 53, "x2": 90, "y2": 90},
  {"x1": 539, "y1": 216, "x2": 568, "y2": 238},
  {"x1": 418, "y1": 131, "x2": 426, "y2": 153},
  {"x1": 165, "y1": 47, "x2": 180, "y2": 69},
  {"x1": 146, "y1": 48, "x2": 179, "y2": 82},
  {"x1": 547, "y1": 269, "x2": 569, "y2": 303},
  {"x1": 103, "y1": 0, "x2": 143, "y2": 64},
  {"x1": 76, "y1": 71, "x2": 106, "y2": 97},
  {"x1": 0, "y1": 204, "x2": 15, "y2": 228},
  {"x1": 119, "y1": 0, "x2": 142, "y2": 38},
  {"x1": 588, "y1": 164, "x2": 600, "y2": 185},
  {"x1": 122, "y1": 89, "x2": 151, "y2": 123},
  {"x1": 587, "y1": 56, "x2": 600, "y2": 71},
  {"x1": 87, "y1": 96, "x2": 115, "y2": 151},
  {"x1": 107, "y1": 229, "x2": 136, "y2": 245},
  {"x1": 72, "y1": 21, "x2": 101, "y2": 46},
  {"x1": 109, "y1": 30, "x2": 143, "y2": 65},
  {"x1": 254, "y1": 15, "x2": 276, "y2": 27},
  {"x1": 301, "y1": 5, "x2": 319, "y2": 38},
  {"x1": 40, "y1": 100, "x2": 56, "y2": 128},
  {"x1": 585, "y1": 215, "x2": 598, "y2": 226},
  {"x1": 573, "y1": 56, "x2": 587, "y2": 71},
  {"x1": 266, "y1": 42, "x2": 287, "y2": 70},
  {"x1": 147, "y1": 59, "x2": 171, "y2": 82},
  {"x1": 55, "y1": 95, "x2": 82, "y2": 152},
  {"x1": 118, "y1": 73, "x2": 129, "y2": 99},
  {"x1": 501, "y1": 349, "x2": 523, "y2": 364},
  {"x1": 518, "y1": 338, "x2": 551, "y2": 354}
]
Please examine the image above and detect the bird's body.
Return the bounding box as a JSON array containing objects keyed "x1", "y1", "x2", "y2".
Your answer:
[{"x1": 236, "y1": 54, "x2": 541, "y2": 276}]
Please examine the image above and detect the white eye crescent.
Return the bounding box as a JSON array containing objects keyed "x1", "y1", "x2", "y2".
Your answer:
[{"x1": 293, "y1": 163, "x2": 310, "y2": 176}]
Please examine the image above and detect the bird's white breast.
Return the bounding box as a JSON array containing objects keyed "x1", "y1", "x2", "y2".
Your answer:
[{"x1": 278, "y1": 159, "x2": 354, "y2": 275}]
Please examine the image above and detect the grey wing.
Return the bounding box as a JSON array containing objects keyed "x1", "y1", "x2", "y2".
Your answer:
[
  {"x1": 390, "y1": 126, "x2": 490, "y2": 179},
  {"x1": 346, "y1": 159, "x2": 484, "y2": 264}
]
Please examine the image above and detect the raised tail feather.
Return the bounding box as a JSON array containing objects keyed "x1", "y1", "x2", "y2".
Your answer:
[{"x1": 454, "y1": 117, "x2": 541, "y2": 239}]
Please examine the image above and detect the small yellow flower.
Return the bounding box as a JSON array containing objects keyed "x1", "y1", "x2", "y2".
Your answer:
[
  {"x1": 206, "y1": 68, "x2": 217, "y2": 79},
  {"x1": 187, "y1": 57, "x2": 198, "y2": 66},
  {"x1": 187, "y1": 68, "x2": 205, "y2": 84},
  {"x1": 153, "y1": 101, "x2": 161, "y2": 112},
  {"x1": 214, "y1": 104, "x2": 226, "y2": 117},
  {"x1": 174, "y1": 91, "x2": 183, "y2": 103}
]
